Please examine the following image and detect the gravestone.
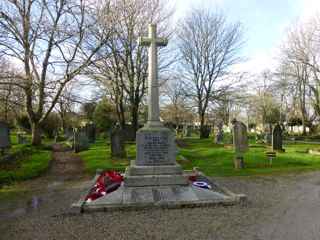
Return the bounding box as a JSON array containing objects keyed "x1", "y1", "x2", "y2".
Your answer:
[
  {"x1": 73, "y1": 128, "x2": 89, "y2": 153},
  {"x1": 201, "y1": 125, "x2": 211, "y2": 138},
  {"x1": 17, "y1": 132, "x2": 28, "y2": 144},
  {"x1": 264, "y1": 125, "x2": 272, "y2": 145},
  {"x1": 123, "y1": 125, "x2": 136, "y2": 142},
  {"x1": 0, "y1": 122, "x2": 10, "y2": 153},
  {"x1": 265, "y1": 132, "x2": 271, "y2": 144},
  {"x1": 272, "y1": 124, "x2": 284, "y2": 152},
  {"x1": 54, "y1": 130, "x2": 59, "y2": 143},
  {"x1": 232, "y1": 119, "x2": 248, "y2": 169},
  {"x1": 183, "y1": 125, "x2": 192, "y2": 137},
  {"x1": 215, "y1": 122, "x2": 224, "y2": 144},
  {"x1": 65, "y1": 128, "x2": 73, "y2": 139},
  {"x1": 110, "y1": 128, "x2": 126, "y2": 158},
  {"x1": 85, "y1": 123, "x2": 96, "y2": 143}
]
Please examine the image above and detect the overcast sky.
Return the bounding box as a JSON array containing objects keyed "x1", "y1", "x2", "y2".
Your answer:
[{"x1": 173, "y1": 0, "x2": 320, "y2": 73}]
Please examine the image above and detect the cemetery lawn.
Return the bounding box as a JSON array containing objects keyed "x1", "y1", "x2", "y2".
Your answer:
[
  {"x1": 79, "y1": 138, "x2": 320, "y2": 177},
  {"x1": 178, "y1": 139, "x2": 320, "y2": 176},
  {"x1": 0, "y1": 145, "x2": 52, "y2": 185},
  {"x1": 79, "y1": 140, "x2": 133, "y2": 174}
]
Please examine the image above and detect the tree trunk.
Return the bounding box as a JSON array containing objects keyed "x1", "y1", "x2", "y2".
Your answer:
[
  {"x1": 31, "y1": 122, "x2": 42, "y2": 145},
  {"x1": 301, "y1": 115, "x2": 307, "y2": 136},
  {"x1": 131, "y1": 105, "x2": 139, "y2": 134},
  {"x1": 119, "y1": 105, "x2": 126, "y2": 130},
  {"x1": 61, "y1": 118, "x2": 66, "y2": 135},
  {"x1": 199, "y1": 113, "x2": 208, "y2": 139}
]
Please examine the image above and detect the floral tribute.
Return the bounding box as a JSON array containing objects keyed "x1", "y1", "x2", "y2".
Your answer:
[{"x1": 85, "y1": 171, "x2": 123, "y2": 203}]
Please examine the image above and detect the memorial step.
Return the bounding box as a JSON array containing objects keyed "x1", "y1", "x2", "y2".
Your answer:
[{"x1": 124, "y1": 174, "x2": 189, "y2": 187}]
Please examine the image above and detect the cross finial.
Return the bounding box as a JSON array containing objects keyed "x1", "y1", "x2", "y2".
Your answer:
[{"x1": 138, "y1": 24, "x2": 168, "y2": 47}]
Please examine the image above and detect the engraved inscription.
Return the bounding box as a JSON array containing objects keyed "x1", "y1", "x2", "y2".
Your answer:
[{"x1": 142, "y1": 133, "x2": 169, "y2": 164}]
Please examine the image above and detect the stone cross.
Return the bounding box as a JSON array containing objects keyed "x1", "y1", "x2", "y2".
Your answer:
[{"x1": 138, "y1": 24, "x2": 168, "y2": 127}]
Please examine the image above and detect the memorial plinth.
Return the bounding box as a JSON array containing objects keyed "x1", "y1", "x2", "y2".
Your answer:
[{"x1": 72, "y1": 23, "x2": 245, "y2": 212}]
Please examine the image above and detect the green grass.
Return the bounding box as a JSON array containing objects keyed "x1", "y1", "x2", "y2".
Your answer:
[
  {"x1": 79, "y1": 140, "x2": 132, "y2": 173},
  {"x1": 0, "y1": 144, "x2": 52, "y2": 186},
  {"x1": 178, "y1": 139, "x2": 320, "y2": 176},
  {"x1": 78, "y1": 137, "x2": 320, "y2": 177}
]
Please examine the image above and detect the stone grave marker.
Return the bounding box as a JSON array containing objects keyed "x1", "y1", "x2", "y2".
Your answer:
[
  {"x1": 85, "y1": 123, "x2": 96, "y2": 143},
  {"x1": 73, "y1": 128, "x2": 89, "y2": 153},
  {"x1": 182, "y1": 125, "x2": 192, "y2": 137},
  {"x1": 17, "y1": 132, "x2": 28, "y2": 144},
  {"x1": 123, "y1": 125, "x2": 136, "y2": 142},
  {"x1": 54, "y1": 130, "x2": 59, "y2": 143},
  {"x1": 110, "y1": 128, "x2": 126, "y2": 158},
  {"x1": 0, "y1": 122, "x2": 10, "y2": 153},
  {"x1": 215, "y1": 122, "x2": 224, "y2": 144},
  {"x1": 272, "y1": 124, "x2": 284, "y2": 152},
  {"x1": 201, "y1": 125, "x2": 211, "y2": 138},
  {"x1": 265, "y1": 125, "x2": 272, "y2": 144},
  {"x1": 65, "y1": 128, "x2": 73, "y2": 139},
  {"x1": 232, "y1": 119, "x2": 248, "y2": 169}
]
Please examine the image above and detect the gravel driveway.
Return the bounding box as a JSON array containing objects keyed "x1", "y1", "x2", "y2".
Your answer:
[
  {"x1": 1, "y1": 146, "x2": 320, "y2": 240},
  {"x1": 1, "y1": 171, "x2": 320, "y2": 240}
]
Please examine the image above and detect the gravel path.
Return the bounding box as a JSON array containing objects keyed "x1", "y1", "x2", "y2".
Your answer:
[{"x1": 1, "y1": 148, "x2": 320, "y2": 240}]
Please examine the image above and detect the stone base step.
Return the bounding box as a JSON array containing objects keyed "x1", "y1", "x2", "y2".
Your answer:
[
  {"x1": 126, "y1": 161, "x2": 183, "y2": 176},
  {"x1": 72, "y1": 184, "x2": 245, "y2": 212},
  {"x1": 124, "y1": 173, "x2": 189, "y2": 187}
]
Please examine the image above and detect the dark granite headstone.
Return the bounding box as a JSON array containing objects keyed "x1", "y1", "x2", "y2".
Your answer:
[
  {"x1": 110, "y1": 128, "x2": 126, "y2": 158},
  {"x1": 272, "y1": 124, "x2": 284, "y2": 151},
  {"x1": 85, "y1": 123, "x2": 96, "y2": 143},
  {"x1": 0, "y1": 122, "x2": 10, "y2": 150},
  {"x1": 123, "y1": 125, "x2": 136, "y2": 142},
  {"x1": 73, "y1": 128, "x2": 89, "y2": 153},
  {"x1": 201, "y1": 125, "x2": 211, "y2": 138}
]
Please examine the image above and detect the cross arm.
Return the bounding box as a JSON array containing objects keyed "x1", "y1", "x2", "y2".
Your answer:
[
  {"x1": 156, "y1": 38, "x2": 168, "y2": 47},
  {"x1": 138, "y1": 37, "x2": 151, "y2": 46}
]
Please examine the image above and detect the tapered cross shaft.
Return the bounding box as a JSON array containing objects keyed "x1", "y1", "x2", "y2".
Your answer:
[{"x1": 138, "y1": 24, "x2": 168, "y2": 127}]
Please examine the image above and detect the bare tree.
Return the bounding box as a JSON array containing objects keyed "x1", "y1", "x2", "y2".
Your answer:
[
  {"x1": 177, "y1": 8, "x2": 244, "y2": 138},
  {"x1": 0, "y1": 0, "x2": 110, "y2": 145},
  {"x1": 89, "y1": 0, "x2": 174, "y2": 133},
  {"x1": 55, "y1": 83, "x2": 80, "y2": 133},
  {"x1": 161, "y1": 77, "x2": 195, "y2": 126},
  {"x1": 278, "y1": 20, "x2": 319, "y2": 134},
  {"x1": 0, "y1": 58, "x2": 25, "y2": 122}
]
